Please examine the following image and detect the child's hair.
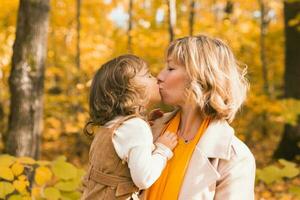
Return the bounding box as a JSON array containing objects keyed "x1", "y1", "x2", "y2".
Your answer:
[
  {"x1": 84, "y1": 54, "x2": 148, "y2": 135},
  {"x1": 167, "y1": 34, "x2": 249, "y2": 123}
]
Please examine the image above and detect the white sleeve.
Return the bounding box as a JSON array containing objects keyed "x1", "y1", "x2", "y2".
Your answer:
[{"x1": 112, "y1": 117, "x2": 173, "y2": 189}]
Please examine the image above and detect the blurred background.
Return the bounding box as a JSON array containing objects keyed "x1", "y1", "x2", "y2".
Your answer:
[{"x1": 0, "y1": 0, "x2": 299, "y2": 199}]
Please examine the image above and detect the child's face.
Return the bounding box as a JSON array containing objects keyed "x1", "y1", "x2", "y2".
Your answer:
[{"x1": 135, "y1": 67, "x2": 161, "y2": 106}]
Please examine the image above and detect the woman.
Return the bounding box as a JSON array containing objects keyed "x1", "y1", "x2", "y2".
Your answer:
[{"x1": 147, "y1": 35, "x2": 256, "y2": 199}]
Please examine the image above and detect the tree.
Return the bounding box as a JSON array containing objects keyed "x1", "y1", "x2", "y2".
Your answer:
[
  {"x1": 167, "y1": 0, "x2": 176, "y2": 42},
  {"x1": 258, "y1": 0, "x2": 271, "y2": 137},
  {"x1": 76, "y1": 0, "x2": 81, "y2": 69},
  {"x1": 128, "y1": 0, "x2": 133, "y2": 52},
  {"x1": 6, "y1": 0, "x2": 50, "y2": 158},
  {"x1": 274, "y1": 0, "x2": 300, "y2": 160},
  {"x1": 258, "y1": 0, "x2": 272, "y2": 97},
  {"x1": 189, "y1": 0, "x2": 195, "y2": 36}
]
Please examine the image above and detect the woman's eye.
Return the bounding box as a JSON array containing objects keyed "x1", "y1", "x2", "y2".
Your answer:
[{"x1": 167, "y1": 67, "x2": 174, "y2": 71}]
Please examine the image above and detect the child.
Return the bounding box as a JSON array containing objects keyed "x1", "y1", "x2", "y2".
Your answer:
[{"x1": 81, "y1": 54, "x2": 177, "y2": 200}]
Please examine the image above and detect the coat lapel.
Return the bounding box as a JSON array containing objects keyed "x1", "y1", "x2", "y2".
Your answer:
[
  {"x1": 180, "y1": 119, "x2": 235, "y2": 195},
  {"x1": 151, "y1": 111, "x2": 235, "y2": 194},
  {"x1": 197, "y1": 120, "x2": 234, "y2": 160}
]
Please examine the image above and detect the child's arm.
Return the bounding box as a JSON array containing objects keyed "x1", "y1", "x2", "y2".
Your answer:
[{"x1": 112, "y1": 118, "x2": 177, "y2": 190}]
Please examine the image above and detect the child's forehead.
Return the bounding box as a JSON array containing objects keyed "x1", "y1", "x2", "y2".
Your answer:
[
  {"x1": 137, "y1": 66, "x2": 149, "y2": 74},
  {"x1": 139, "y1": 63, "x2": 149, "y2": 71}
]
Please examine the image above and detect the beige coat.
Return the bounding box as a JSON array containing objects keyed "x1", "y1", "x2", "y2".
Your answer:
[{"x1": 151, "y1": 111, "x2": 256, "y2": 200}]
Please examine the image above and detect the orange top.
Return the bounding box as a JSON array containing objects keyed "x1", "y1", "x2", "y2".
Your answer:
[{"x1": 146, "y1": 112, "x2": 211, "y2": 200}]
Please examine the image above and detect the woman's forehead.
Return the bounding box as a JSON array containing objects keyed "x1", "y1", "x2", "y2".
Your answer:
[{"x1": 167, "y1": 57, "x2": 184, "y2": 67}]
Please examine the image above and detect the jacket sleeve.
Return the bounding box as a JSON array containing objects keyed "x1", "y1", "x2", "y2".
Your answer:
[
  {"x1": 214, "y1": 138, "x2": 256, "y2": 200},
  {"x1": 112, "y1": 117, "x2": 173, "y2": 190}
]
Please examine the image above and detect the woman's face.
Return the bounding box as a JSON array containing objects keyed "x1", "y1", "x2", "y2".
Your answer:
[
  {"x1": 135, "y1": 67, "x2": 161, "y2": 106},
  {"x1": 157, "y1": 58, "x2": 190, "y2": 106}
]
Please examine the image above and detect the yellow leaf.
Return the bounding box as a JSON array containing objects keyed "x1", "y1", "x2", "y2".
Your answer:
[
  {"x1": 11, "y1": 163, "x2": 24, "y2": 176},
  {"x1": 77, "y1": 113, "x2": 87, "y2": 123},
  {"x1": 32, "y1": 187, "x2": 41, "y2": 198},
  {"x1": 21, "y1": 196, "x2": 31, "y2": 200},
  {"x1": 0, "y1": 155, "x2": 16, "y2": 167},
  {"x1": 34, "y1": 166, "x2": 52, "y2": 186},
  {"x1": 13, "y1": 180, "x2": 27, "y2": 193},
  {"x1": 18, "y1": 175, "x2": 27, "y2": 181},
  {"x1": 0, "y1": 182, "x2": 15, "y2": 199},
  {"x1": 65, "y1": 123, "x2": 78, "y2": 133},
  {"x1": 36, "y1": 160, "x2": 50, "y2": 166},
  {"x1": 7, "y1": 195, "x2": 22, "y2": 200},
  {"x1": 17, "y1": 157, "x2": 35, "y2": 165},
  {"x1": 44, "y1": 187, "x2": 61, "y2": 200},
  {"x1": 47, "y1": 117, "x2": 61, "y2": 129},
  {"x1": 0, "y1": 166, "x2": 14, "y2": 181},
  {"x1": 51, "y1": 160, "x2": 77, "y2": 180}
]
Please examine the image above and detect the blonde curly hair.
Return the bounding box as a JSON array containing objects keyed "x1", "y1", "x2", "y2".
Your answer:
[
  {"x1": 167, "y1": 35, "x2": 249, "y2": 122},
  {"x1": 85, "y1": 54, "x2": 148, "y2": 135}
]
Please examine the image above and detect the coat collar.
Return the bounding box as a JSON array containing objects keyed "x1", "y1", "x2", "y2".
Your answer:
[
  {"x1": 197, "y1": 119, "x2": 234, "y2": 160},
  {"x1": 152, "y1": 109, "x2": 234, "y2": 160}
]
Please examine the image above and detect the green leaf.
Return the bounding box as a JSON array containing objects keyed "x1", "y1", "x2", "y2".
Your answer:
[
  {"x1": 51, "y1": 160, "x2": 77, "y2": 180},
  {"x1": 44, "y1": 187, "x2": 61, "y2": 200},
  {"x1": 55, "y1": 156, "x2": 67, "y2": 162},
  {"x1": 278, "y1": 159, "x2": 300, "y2": 178},
  {"x1": 8, "y1": 195, "x2": 23, "y2": 200},
  {"x1": 61, "y1": 191, "x2": 81, "y2": 200},
  {"x1": 256, "y1": 165, "x2": 283, "y2": 184},
  {"x1": 0, "y1": 181, "x2": 15, "y2": 199},
  {"x1": 289, "y1": 186, "x2": 300, "y2": 198},
  {"x1": 54, "y1": 180, "x2": 80, "y2": 192}
]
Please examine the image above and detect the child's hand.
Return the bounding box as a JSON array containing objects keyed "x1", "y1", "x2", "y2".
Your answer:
[
  {"x1": 148, "y1": 108, "x2": 164, "y2": 126},
  {"x1": 156, "y1": 131, "x2": 178, "y2": 150}
]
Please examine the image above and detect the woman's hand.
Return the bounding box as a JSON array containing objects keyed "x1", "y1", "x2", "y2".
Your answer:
[{"x1": 156, "y1": 131, "x2": 178, "y2": 150}]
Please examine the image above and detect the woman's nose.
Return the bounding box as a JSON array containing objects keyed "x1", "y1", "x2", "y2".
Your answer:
[{"x1": 157, "y1": 70, "x2": 164, "y2": 83}]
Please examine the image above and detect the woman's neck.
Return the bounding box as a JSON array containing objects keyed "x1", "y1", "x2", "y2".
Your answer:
[{"x1": 178, "y1": 103, "x2": 203, "y2": 140}]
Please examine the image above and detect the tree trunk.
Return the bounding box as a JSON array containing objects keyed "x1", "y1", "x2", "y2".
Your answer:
[
  {"x1": 0, "y1": 102, "x2": 3, "y2": 151},
  {"x1": 127, "y1": 0, "x2": 133, "y2": 53},
  {"x1": 258, "y1": 0, "x2": 272, "y2": 137},
  {"x1": 167, "y1": 0, "x2": 176, "y2": 42},
  {"x1": 189, "y1": 0, "x2": 195, "y2": 36},
  {"x1": 6, "y1": 0, "x2": 50, "y2": 159},
  {"x1": 76, "y1": 0, "x2": 81, "y2": 69},
  {"x1": 258, "y1": 0, "x2": 271, "y2": 96},
  {"x1": 273, "y1": 1, "x2": 300, "y2": 160}
]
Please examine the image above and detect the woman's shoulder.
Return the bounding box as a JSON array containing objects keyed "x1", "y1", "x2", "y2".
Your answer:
[
  {"x1": 218, "y1": 133, "x2": 256, "y2": 173},
  {"x1": 231, "y1": 136, "x2": 255, "y2": 161}
]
